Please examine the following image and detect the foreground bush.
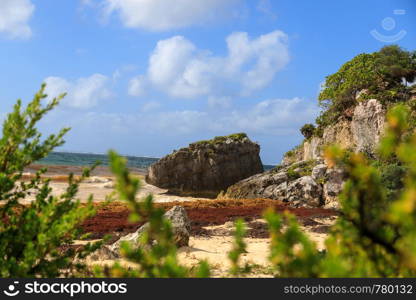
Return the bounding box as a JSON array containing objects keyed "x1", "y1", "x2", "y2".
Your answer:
[{"x1": 0, "y1": 85, "x2": 100, "y2": 277}]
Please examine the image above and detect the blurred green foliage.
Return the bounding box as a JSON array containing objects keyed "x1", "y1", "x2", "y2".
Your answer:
[{"x1": 0, "y1": 85, "x2": 101, "y2": 277}]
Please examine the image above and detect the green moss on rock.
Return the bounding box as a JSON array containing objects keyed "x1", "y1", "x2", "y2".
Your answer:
[{"x1": 190, "y1": 133, "x2": 248, "y2": 147}]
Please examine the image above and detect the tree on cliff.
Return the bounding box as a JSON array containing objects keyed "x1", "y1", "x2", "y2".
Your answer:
[
  {"x1": 317, "y1": 45, "x2": 416, "y2": 130},
  {"x1": 300, "y1": 123, "x2": 315, "y2": 139}
]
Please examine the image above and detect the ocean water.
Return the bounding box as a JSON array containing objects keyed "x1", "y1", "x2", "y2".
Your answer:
[
  {"x1": 37, "y1": 151, "x2": 276, "y2": 171},
  {"x1": 37, "y1": 152, "x2": 159, "y2": 170}
]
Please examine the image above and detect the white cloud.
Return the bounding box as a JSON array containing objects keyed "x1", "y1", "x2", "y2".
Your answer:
[
  {"x1": 222, "y1": 98, "x2": 319, "y2": 135},
  {"x1": 128, "y1": 75, "x2": 147, "y2": 97},
  {"x1": 100, "y1": 0, "x2": 241, "y2": 31},
  {"x1": 57, "y1": 97, "x2": 317, "y2": 136},
  {"x1": 208, "y1": 96, "x2": 232, "y2": 109},
  {"x1": 140, "y1": 101, "x2": 161, "y2": 112},
  {"x1": 226, "y1": 31, "x2": 289, "y2": 95},
  {"x1": 0, "y1": 0, "x2": 34, "y2": 39},
  {"x1": 44, "y1": 74, "x2": 112, "y2": 109},
  {"x1": 133, "y1": 30, "x2": 289, "y2": 99}
]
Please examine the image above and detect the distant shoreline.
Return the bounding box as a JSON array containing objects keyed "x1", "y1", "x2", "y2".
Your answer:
[{"x1": 25, "y1": 163, "x2": 147, "y2": 177}]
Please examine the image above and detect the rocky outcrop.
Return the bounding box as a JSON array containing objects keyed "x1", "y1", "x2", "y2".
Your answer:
[
  {"x1": 146, "y1": 133, "x2": 263, "y2": 197},
  {"x1": 322, "y1": 118, "x2": 353, "y2": 150},
  {"x1": 223, "y1": 159, "x2": 346, "y2": 208},
  {"x1": 90, "y1": 206, "x2": 191, "y2": 260},
  {"x1": 286, "y1": 176, "x2": 323, "y2": 207},
  {"x1": 303, "y1": 137, "x2": 323, "y2": 161},
  {"x1": 282, "y1": 98, "x2": 386, "y2": 163},
  {"x1": 226, "y1": 98, "x2": 392, "y2": 208},
  {"x1": 323, "y1": 167, "x2": 347, "y2": 209},
  {"x1": 351, "y1": 99, "x2": 386, "y2": 155},
  {"x1": 223, "y1": 160, "x2": 332, "y2": 208}
]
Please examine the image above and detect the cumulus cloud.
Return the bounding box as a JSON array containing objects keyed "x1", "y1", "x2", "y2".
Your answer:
[
  {"x1": 222, "y1": 98, "x2": 319, "y2": 135},
  {"x1": 208, "y1": 96, "x2": 232, "y2": 109},
  {"x1": 140, "y1": 101, "x2": 161, "y2": 112},
  {"x1": 0, "y1": 0, "x2": 34, "y2": 39},
  {"x1": 55, "y1": 97, "x2": 317, "y2": 136},
  {"x1": 128, "y1": 75, "x2": 147, "y2": 97},
  {"x1": 150, "y1": 97, "x2": 318, "y2": 135},
  {"x1": 131, "y1": 30, "x2": 289, "y2": 99},
  {"x1": 44, "y1": 74, "x2": 112, "y2": 109},
  {"x1": 99, "y1": 0, "x2": 241, "y2": 31}
]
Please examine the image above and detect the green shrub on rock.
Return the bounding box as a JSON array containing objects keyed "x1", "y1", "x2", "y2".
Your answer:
[
  {"x1": 315, "y1": 45, "x2": 415, "y2": 132},
  {"x1": 300, "y1": 124, "x2": 315, "y2": 139}
]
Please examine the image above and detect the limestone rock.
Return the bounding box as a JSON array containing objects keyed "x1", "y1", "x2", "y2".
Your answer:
[
  {"x1": 93, "y1": 206, "x2": 191, "y2": 260},
  {"x1": 146, "y1": 133, "x2": 263, "y2": 197},
  {"x1": 222, "y1": 170, "x2": 287, "y2": 199},
  {"x1": 286, "y1": 176, "x2": 323, "y2": 207},
  {"x1": 351, "y1": 99, "x2": 385, "y2": 155},
  {"x1": 224, "y1": 160, "x2": 324, "y2": 207},
  {"x1": 162, "y1": 206, "x2": 192, "y2": 247},
  {"x1": 322, "y1": 118, "x2": 354, "y2": 150},
  {"x1": 323, "y1": 168, "x2": 346, "y2": 209},
  {"x1": 303, "y1": 137, "x2": 323, "y2": 160},
  {"x1": 311, "y1": 164, "x2": 327, "y2": 181}
]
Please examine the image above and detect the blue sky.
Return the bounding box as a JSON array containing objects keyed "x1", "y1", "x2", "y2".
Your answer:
[{"x1": 0, "y1": 0, "x2": 415, "y2": 164}]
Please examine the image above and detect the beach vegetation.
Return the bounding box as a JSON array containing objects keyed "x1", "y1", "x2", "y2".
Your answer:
[
  {"x1": 0, "y1": 84, "x2": 101, "y2": 277},
  {"x1": 300, "y1": 124, "x2": 315, "y2": 140}
]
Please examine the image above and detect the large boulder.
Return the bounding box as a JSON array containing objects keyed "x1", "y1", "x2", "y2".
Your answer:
[
  {"x1": 90, "y1": 206, "x2": 191, "y2": 260},
  {"x1": 311, "y1": 164, "x2": 327, "y2": 181},
  {"x1": 223, "y1": 160, "x2": 326, "y2": 208},
  {"x1": 223, "y1": 170, "x2": 288, "y2": 199},
  {"x1": 286, "y1": 176, "x2": 323, "y2": 207},
  {"x1": 323, "y1": 167, "x2": 346, "y2": 209},
  {"x1": 146, "y1": 133, "x2": 263, "y2": 197}
]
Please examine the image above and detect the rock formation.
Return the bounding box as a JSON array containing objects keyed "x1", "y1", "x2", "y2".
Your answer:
[
  {"x1": 146, "y1": 133, "x2": 263, "y2": 197},
  {"x1": 223, "y1": 159, "x2": 343, "y2": 208},
  {"x1": 282, "y1": 98, "x2": 387, "y2": 163},
  {"x1": 90, "y1": 206, "x2": 191, "y2": 260},
  {"x1": 224, "y1": 97, "x2": 385, "y2": 208},
  {"x1": 351, "y1": 99, "x2": 385, "y2": 155}
]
